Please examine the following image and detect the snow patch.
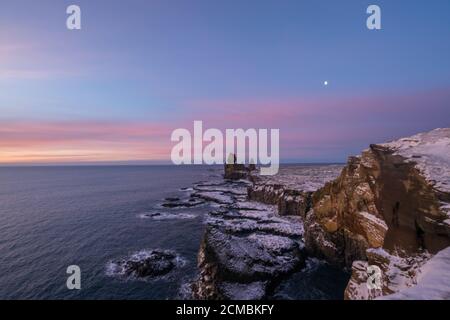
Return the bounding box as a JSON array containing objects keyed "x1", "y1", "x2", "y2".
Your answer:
[
  {"x1": 379, "y1": 247, "x2": 450, "y2": 300},
  {"x1": 357, "y1": 211, "x2": 388, "y2": 230},
  {"x1": 381, "y1": 128, "x2": 450, "y2": 193}
]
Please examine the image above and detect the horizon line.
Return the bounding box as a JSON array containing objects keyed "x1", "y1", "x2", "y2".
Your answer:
[{"x1": 0, "y1": 161, "x2": 346, "y2": 168}]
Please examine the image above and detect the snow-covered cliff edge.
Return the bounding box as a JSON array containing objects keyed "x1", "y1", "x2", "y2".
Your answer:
[{"x1": 303, "y1": 128, "x2": 450, "y2": 299}]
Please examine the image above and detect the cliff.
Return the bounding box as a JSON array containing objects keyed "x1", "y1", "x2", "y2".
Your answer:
[
  {"x1": 303, "y1": 128, "x2": 450, "y2": 298},
  {"x1": 247, "y1": 165, "x2": 343, "y2": 217},
  {"x1": 194, "y1": 128, "x2": 450, "y2": 300},
  {"x1": 191, "y1": 178, "x2": 305, "y2": 299}
]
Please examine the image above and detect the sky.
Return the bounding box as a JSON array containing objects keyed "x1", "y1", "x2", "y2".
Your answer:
[{"x1": 1, "y1": 0, "x2": 450, "y2": 164}]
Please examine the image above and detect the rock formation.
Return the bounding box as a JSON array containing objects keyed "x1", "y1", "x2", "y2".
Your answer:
[
  {"x1": 192, "y1": 166, "x2": 341, "y2": 299},
  {"x1": 107, "y1": 249, "x2": 183, "y2": 279},
  {"x1": 190, "y1": 179, "x2": 306, "y2": 299},
  {"x1": 247, "y1": 165, "x2": 343, "y2": 217},
  {"x1": 224, "y1": 163, "x2": 254, "y2": 180},
  {"x1": 193, "y1": 128, "x2": 450, "y2": 300},
  {"x1": 303, "y1": 128, "x2": 450, "y2": 298}
]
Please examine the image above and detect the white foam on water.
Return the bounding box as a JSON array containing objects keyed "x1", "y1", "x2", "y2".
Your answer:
[
  {"x1": 137, "y1": 212, "x2": 197, "y2": 220},
  {"x1": 105, "y1": 249, "x2": 187, "y2": 280}
]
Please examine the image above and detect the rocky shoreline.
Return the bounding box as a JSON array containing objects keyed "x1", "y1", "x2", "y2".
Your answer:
[
  {"x1": 193, "y1": 128, "x2": 450, "y2": 300},
  {"x1": 190, "y1": 178, "x2": 307, "y2": 299}
]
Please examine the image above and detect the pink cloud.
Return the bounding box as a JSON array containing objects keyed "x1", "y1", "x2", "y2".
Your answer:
[
  {"x1": 186, "y1": 87, "x2": 450, "y2": 127},
  {"x1": 1, "y1": 87, "x2": 449, "y2": 164},
  {"x1": 0, "y1": 121, "x2": 174, "y2": 164},
  {"x1": 181, "y1": 87, "x2": 450, "y2": 160}
]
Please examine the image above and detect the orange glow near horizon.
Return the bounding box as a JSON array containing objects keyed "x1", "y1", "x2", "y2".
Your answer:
[{"x1": 0, "y1": 121, "x2": 172, "y2": 164}]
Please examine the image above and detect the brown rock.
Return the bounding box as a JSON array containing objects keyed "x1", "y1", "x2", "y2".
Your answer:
[{"x1": 305, "y1": 129, "x2": 450, "y2": 271}]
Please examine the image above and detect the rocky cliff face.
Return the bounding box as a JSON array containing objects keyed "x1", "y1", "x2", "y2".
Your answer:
[
  {"x1": 191, "y1": 179, "x2": 305, "y2": 300},
  {"x1": 248, "y1": 166, "x2": 343, "y2": 217},
  {"x1": 248, "y1": 184, "x2": 311, "y2": 217},
  {"x1": 303, "y1": 128, "x2": 450, "y2": 299},
  {"x1": 194, "y1": 128, "x2": 450, "y2": 300},
  {"x1": 304, "y1": 153, "x2": 388, "y2": 267}
]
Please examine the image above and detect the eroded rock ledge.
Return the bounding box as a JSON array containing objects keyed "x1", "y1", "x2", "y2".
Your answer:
[
  {"x1": 190, "y1": 178, "x2": 306, "y2": 299},
  {"x1": 192, "y1": 166, "x2": 341, "y2": 299},
  {"x1": 248, "y1": 165, "x2": 343, "y2": 217},
  {"x1": 304, "y1": 128, "x2": 450, "y2": 299}
]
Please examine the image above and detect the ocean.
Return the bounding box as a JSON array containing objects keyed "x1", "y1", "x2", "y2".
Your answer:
[{"x1": 0, "y1": 165, "x2": 349, "y2": 299}]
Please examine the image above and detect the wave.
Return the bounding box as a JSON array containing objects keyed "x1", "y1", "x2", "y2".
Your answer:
[
  {"x1": 137, "y1": 211, "x2": 196, "y2": 220},
  {"x1": 106, "y1": 249, "x2": 187, "y2": 281}
]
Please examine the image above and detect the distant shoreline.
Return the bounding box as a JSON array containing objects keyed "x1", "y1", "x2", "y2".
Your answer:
[{"x1": 0, "y1": 162, "x2": 345, "y2": 168}]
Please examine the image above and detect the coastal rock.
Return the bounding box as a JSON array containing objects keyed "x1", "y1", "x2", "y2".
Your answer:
[
  {"x1": 192, "y1": 224, "x2": 304, "y2": 300},
  {"x1": 191, "y1": 178, "x2": 305, "y2": 299},
  {"x1": 304, "y1": 154, "x2": 384, "y2": 267},
  {"x1": 224, "y1": 164, "x2": 250, "y2": 180},
  {"x1": 247, "y1": 184, "x2": 312, "y2": 217},
  {"x1": 306, "y1": 129, "x2": 450, "y2": 268},
  {"x1": 247, "y1": 166, "x2": 342, "y2": 217},
  {"x1": 161, "y1": 198, "x2": 205, "y2": 208},
  {"x1": 192, "y1": 165, "x2": 349, "y2": 299},
  {"x1": 107, "y1": 249, "x2": 183, "y2": 279},
  {"x1": 303, "y1": 128, "x2": 450, "y2": 299},
  {"x1": 192, "y1": 191, "x2": 235, "y2": 205}
]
